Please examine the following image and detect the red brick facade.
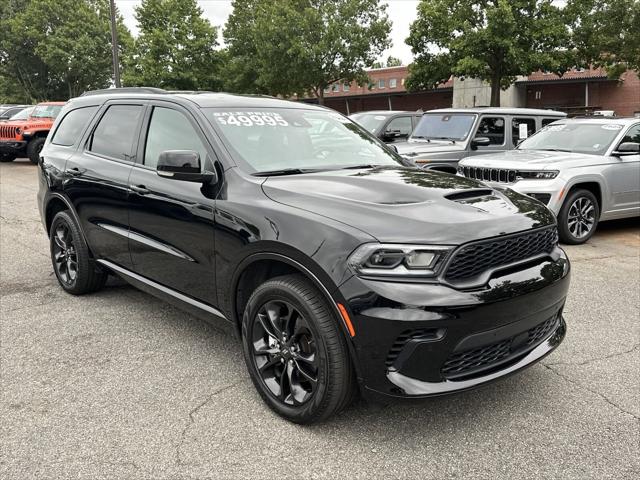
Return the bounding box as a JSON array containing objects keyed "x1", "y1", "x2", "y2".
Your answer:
[{"x1": 308, "y1": 66, "x2": 640, "y2": 117}]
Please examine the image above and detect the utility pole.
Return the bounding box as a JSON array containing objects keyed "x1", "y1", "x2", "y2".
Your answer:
[{"x1": 109, "y1": 0, "x2": 121, "y2": 88}]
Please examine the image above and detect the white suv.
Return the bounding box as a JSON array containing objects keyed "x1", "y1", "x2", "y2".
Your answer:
[{"x1": 458, "y1": 117, "x2": 640, "y2": 244}]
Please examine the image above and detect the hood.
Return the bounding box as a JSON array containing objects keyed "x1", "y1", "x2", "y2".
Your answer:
[
  {"x1": 396, "y1": 140, "x2": 466, "y2": 157},
  {"x1": 460, "y1": 149, "x2": 612, "y2": 169},
  {"x1": 261, "y1": 167, "x2": 555, "y2": 244}
]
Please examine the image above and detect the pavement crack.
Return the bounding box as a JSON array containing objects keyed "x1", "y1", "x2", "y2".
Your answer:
[
  {"x1": 175, "y1": 381, "x2": 241, "y2": 467},
  {"x1": 545, "y1": 343, "x2": 640, "y2": 367},
  {"x1": 542, "y1": 363, "x2": 639, "y2": 421}
]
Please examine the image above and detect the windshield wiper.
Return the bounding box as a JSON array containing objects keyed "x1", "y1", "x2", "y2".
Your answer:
[
  {"x1": 537, "y1": 148, "x2": 571, "y2": 152},
  {"x1": 410, "y1": 135, "x2": 430, "y2": 142},
  {"x1": 339, "y1": 164, "x2": 382, "y2": 170},
  {"x1": 253, "y1": 168, "x2": 324, "y2": 177},
  {"x1": 429, "y1": 136, "x2": 456, "y2": 143}
]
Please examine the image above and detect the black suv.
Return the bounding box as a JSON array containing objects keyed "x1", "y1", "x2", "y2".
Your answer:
[{"x1": 38, "y1": 90, "x2": 570, "y2": 423}]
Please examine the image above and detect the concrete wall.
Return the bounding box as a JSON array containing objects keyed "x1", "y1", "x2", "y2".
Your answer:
[{"x1": 452, "y1": 77, "x2": 526, "y2": 108}]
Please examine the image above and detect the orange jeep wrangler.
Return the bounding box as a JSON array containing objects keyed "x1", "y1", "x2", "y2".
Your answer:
[{"x1": 0, "y1": 101, "x2": 65, "y2": 164}]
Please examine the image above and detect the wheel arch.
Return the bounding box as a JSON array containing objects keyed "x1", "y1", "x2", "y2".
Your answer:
[
  {"x1": 564, "y1": 179, "x2": 604, "y2": 215},
  {"x1": 44, "y1": 193, "x2": 86, "y2": 240}
]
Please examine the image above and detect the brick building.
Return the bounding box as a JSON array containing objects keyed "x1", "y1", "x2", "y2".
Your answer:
[{"x1": 306, "y1": 66, "x2": 640, "y2": 117}]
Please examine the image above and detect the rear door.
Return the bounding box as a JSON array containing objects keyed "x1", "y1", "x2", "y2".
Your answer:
[
  {"x1": 64, "y1": 101, "x2": 145, "y2": 268},
  {"x1": 127, "y1": 102, "x2": 218, "y2": 305}
]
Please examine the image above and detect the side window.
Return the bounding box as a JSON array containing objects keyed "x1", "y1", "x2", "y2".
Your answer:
[
  {"x1": 512, "y1": 117, "x2": 536, "y2": 146},
  {"x1": 542, "y1": 118, "x2": 558, "y2": 127},
  {"x1": 89, "y1": 105, "x2": 143, "y2": 161},
  {"x1": 620, "y1": 124, "x2": 640, "y2": 144},
  {"x1": 144, "y1": 107, "x2": 208, "y2": 170},
  {"x1": 385, "y1": 116, "x2": 413, "y2": 136},
  {"x1": 476, "y1": 117, "x2": 505, "y2": 145},
  {"x1": 51, "y1": 106, "x2": 98, "y2": 146}
]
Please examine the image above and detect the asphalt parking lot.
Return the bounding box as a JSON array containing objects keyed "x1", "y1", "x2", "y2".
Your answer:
[{"x1": 1, "y1": 157, "x2": 638, "y2": 480}]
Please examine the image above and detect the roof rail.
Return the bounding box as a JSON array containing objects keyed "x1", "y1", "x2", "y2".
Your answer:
[{"x1": 80, "y1": 87, "x2": 167, "y2": 97}]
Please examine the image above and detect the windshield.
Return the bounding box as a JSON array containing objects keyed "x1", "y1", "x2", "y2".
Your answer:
[
  {"x1": 10, "y1": 106, "x2": 34, "y2": 120},
  {"x1": 518, "y1": 122, "x2": 623, "y2": 155},
  {"x1": 349, "y1": 113, "x2": 391, "y2": 133},
  {"x1": 204, "y1": 108, "x2": 401, "y2": 174},
  {"x1": 31, "y1": 105, "x2": 63, "y2": 119},
  {"x1": 411, "y1": 113, "x2": 476, "y2": 141}
]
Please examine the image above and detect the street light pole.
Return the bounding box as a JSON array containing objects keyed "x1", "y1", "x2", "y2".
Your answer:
[{"x1": 109, "y1": 0, "x2": 121, "y2": 88}]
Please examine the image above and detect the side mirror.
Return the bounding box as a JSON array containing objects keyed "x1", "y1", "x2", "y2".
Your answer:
[
  {"x1": 157, "y1": 150, "x2": 216, "y2": 183},
  {"x1": 383, "y1": 129, "x2": 406, "y2": 140},
  {"x1": 612, "y1": 142, "x2": 640, "y2": 156},
  {"x1": 471, "y1": 136, "x2": 491, "y2": 149}
]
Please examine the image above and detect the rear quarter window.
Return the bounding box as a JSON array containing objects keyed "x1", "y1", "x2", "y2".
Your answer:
[
  {"x1": 51, "y1": 106, "x2": 98, "y2": 147},
  {"x1": 88, "y1": 104, "x2": 144, "y2": 161}
]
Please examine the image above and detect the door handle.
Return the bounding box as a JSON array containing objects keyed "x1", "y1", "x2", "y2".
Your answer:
[
  {"x1": 130, "y1": 184, "x2": 150, "y2": 195},
  {"x1": 66, "y1": 167, "x2": 84, "y2": 177}
]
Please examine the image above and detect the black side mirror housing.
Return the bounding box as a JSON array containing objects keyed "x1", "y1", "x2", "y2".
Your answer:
[
  {"x1": 471, "y1": 136, "x2": 491, "y2": 149},
  {"x1": 156, "y1": 150, "x2": 217, "y2": 183},
  {"x1": 613, "y1": 142, "x2": 640, "y2": 156}
]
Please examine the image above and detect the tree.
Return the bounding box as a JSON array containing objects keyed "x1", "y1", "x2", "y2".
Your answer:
[
  {"x1": 566, "y1": 0, "x2": 640, "y2": 76},
  {"x1": 123, "y1": 0, "x2": 222, "y2": 90},
  {"x1": 224, "y1": 0, "x2": 391, "y2": 104},
  {"x1": 0, "y1": 0, "x2": 132, "y2": 102},
  {"x1": 406, "y1": 0, "x2": 572, "y2": 106},
  {"x1": 385, "y1": 55, "x2": 402, "y2": 67}
]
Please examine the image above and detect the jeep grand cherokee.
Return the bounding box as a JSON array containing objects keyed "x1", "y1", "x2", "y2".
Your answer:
[{"x1": 38, "y1": 90, "x2": 570, "y2": 423}]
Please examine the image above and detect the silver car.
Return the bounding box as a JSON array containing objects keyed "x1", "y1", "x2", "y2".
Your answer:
[
  {"x1": 396, "y1": 107, "x2": 566, "y2": 173},
  {"x1": 458, "y1": 117, "x2": 640, "y2": 244}
]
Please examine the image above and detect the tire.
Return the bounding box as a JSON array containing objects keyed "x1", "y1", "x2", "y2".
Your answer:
[
  {"x1": 49, "y1": 211, "x2": 108, "y2": 295},
  {"x1": 241, "y1": 274, "x2": 356, "y2": 424},
  {"x1": 558, "y1": 188, "x2": 600, "y2": 244},
  {"x1": 27, "y1": 137, "x2": 46, "y2": 164},
  {"x1": 0, "y1": 153, "x2": 16, "y2": 162}
]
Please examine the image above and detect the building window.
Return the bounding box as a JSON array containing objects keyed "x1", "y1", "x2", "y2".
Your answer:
[
  {"x1": 343, "y1": 83, "x2": 350, "y2": 92},
  {"x1": 389, "y1": 78, "x2": 397, "y2": 88},
  {"x1": 324, "y1": 85, "x2": 331, "y2": 93},
  {"x1": 401, "y1": 78, "x2": 405, "y2": 85},
  {"x1": 378, "y1": 79, "x2": 385, "y2": 89},
  {"x1": 332, "y1": 84, "x2": 340, "y2": 92}
]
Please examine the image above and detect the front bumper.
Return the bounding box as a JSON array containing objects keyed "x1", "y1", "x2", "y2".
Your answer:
[
  {"x1": 339, "y1": 248, "x2": 570, "y2": 399},
  {"x1": 0, "y1": 140, "x2": 27, "y2": 154}
]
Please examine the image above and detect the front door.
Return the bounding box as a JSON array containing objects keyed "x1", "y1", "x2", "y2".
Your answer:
[
  {"x1": 468, "y1": 115, "x2": 507, "y2": 156},
  {"x1": 610, "y1": 124, "x2": 640, "y2": 211},
  {"x1": 127, "y1": 103, "x2": 218, "y2": 305}
]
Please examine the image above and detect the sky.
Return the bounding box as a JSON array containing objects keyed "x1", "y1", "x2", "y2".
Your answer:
[{"x1": 115, "y1": 0, "x2": 420, "y2": 65}]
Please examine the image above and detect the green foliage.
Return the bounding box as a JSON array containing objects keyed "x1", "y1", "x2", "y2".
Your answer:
[
  {"x1": 0, "y1": 0, "x2": 132, "y2": 102},
  {"x1": 406, "y1": 0, "x2": 572, "y2": 106},
  {"x1": 123, "y1": 0, "x2": 222, "y2": 90},
  {"x1": 385, "y1": 56, "x2": 403, "y2": 67},
  {"x1": 566, "y1": 0, "x2": 640, "y2": 76},
  {"x1": 223, "y1": 0, "x2": 391, "y2": 103}
]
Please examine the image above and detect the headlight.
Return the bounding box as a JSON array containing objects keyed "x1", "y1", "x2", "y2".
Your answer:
[
  {"x1": 516, "y1": 170, "x2": 559, "y2": 180},
  {"x1": 15, "y1": 127, "x2": 22, "y2": 134},
  {"x1": 348, "y1": 243, "x2": 453, "y2": 278}
]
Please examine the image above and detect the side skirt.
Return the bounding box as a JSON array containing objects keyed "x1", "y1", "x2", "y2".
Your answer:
[{"x1": 97, "y1": 259, "x2": 233, "y2": 332}]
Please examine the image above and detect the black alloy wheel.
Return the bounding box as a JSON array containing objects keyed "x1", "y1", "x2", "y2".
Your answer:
[
  {"x1": 251, "y1": 299, "x2": 319, "y2": 405},
  {"x1": 52, "y1": 221, "x2": 78, "y2": 287},
  {"x1": 558, "y1": 188, "x2": 600, "y2": 244},
  {"x1": 49, "y1": 211, "x2": 108, "y2": 294},
  {"x1": 241, "y1": 274, "x2": 356, "y2": 424},
  {"x1": 27, "y1": 137, "x2": 46, "y2": 164}
]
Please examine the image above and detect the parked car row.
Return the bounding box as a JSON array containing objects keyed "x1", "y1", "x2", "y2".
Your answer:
[
  {"x1": 0, "y1": 102, "x2": 65, "y2": 163},
  {"x1": 353, "y1": 106, "x2": 639, "y2": 245}
]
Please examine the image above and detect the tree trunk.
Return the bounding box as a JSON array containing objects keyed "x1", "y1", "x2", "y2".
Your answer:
[
  {"x1": 317, "y1": 88, "x2": 325, "y2": 106},
  {"x1": 490, "y1": 74, "x2": 501, "y2": 107}
]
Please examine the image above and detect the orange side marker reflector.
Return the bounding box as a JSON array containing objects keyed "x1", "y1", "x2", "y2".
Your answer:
[
  {"x1": 558, "y1": 187, "x2": 565, "y2": 200},
  {"x1": 337, "y1": 303, "x2": 356, "y2": 337}
]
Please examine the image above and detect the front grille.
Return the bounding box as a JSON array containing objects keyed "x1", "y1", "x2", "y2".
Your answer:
[
  {"x1": 385, "y1": 328, "x2": 442, "y2": 367},
  {"x1": 0, "y1": 125, "x2": 18, "y2": 139},
  {"x1": 444, "y1": 226, "x2": 558, "y2": 283},
  {"x1": 441, "y1": 315, "x2": 559, "y2": 378},
  {"x1": 461, "y1": 166, "x2": 518, "y2": 184}
]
